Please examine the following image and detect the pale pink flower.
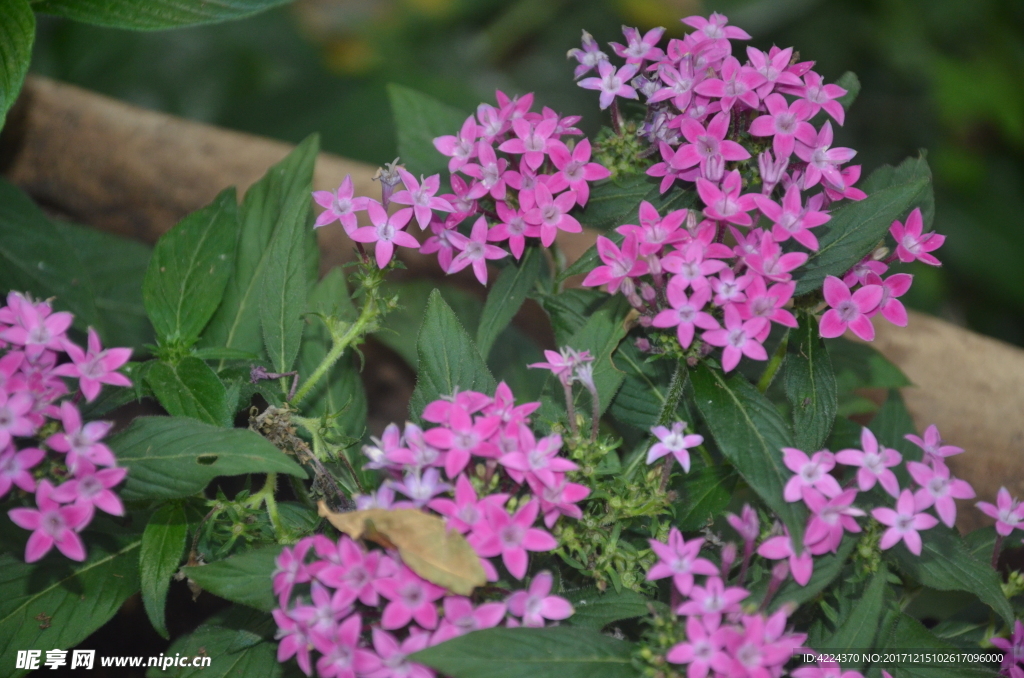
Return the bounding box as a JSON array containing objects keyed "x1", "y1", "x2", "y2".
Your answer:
[
  {"x1": 350, "y1": 202, "x2": 419, "y2": 269},
  {"x1": 753, "y1": 185, "x2": 830, "y2": 251},
  {"x1": 666, "y1": 615, "x2": 731, "y2": 678},
  {"x1": 675, "y1": 576, "x2": 749, "y2": 626},
  {"x1": 976, "y1": 488, "x2": 1024, "y2": 537},
  {"x1": 433, "y1": 116, "x2": 479, "y2": 172},
  {"x1": 313, "y1": 176, "x2": 370, "y2": 233},
  {"x1": 904, "y1": 424, "x2": 964, "y2": 462},
  {"x1": 843, "y1": 255, "x2": 888, "y2": 287},
  {"x1": 661, "y1": 241, "x2": 729, "y2": 292},
  {"x1": 273, "y1": 539, "x2": 315, "y2": 606},
  {"x1": 0, "y1": 388, "x2": 36, "y2": 450},
  {"x1": 312, "y1": 614, "x2": 380, "y2": 678},
  {"x1": 745, "y1": 231, "x2": 808, "y2": 283},
  {"x1": 392, "y1": 170, "x2": 455, "y2": 230},
  {"x1": 487, "y1": 202, "x2": 535, "y2": 260},
  {"x1": 610, "y1": 26, "x2": 666, "y2": 64},
  {"x1": 273, "y1": 608, "x2": 314, "y2": 676},
  {"x1": 0, "y1": 300, "x2": 73, "y2": 360},
  {"x1": 697, "y1": 171, "x2": 758, "y2": 226},
  {"x1": 794, "y1": 122, "x2": 857, "y2": 190},
  {"x1": 646, "y1": 421, "x2": 704, "y2": 471},
  {"x1": 581, "y1": 235, "x2": 647, "y2": 294},
  {"x1": 748, "y1": 94, "x2": 816, "y2": 160},
  {"x1": 461, "y1": 143, "x2": 509, "y2": 202},
  {"x1": 314, "y1": 537, "x2": 396, "y2": 606},
  {"x1": 872, "y1": 489, "x2": 939, "y2": 555},
  {"x1": 578, "y1": 60, "x2": 640, "y2": 110},
  {"x1": 546, "y1": 139, "x2": 610, "y2": 207},
  {"x1": 567, "y1": 30, "x2": 608, "y2": 80},
  {"x1": 906, "y1": 460, "x2": 975, "y2": 528},
  {"x1": 429, "y1": 473, "x2": 509, "y2": 534},
  {"x1": 524, "y1": 184, "x2": 581, "y2": 248},
  {"x1": 802, "y1": 488, "x2": 864, "y2": 555},
  {"x1": 682, "y1": 12, "x2": 751, "y2": 41},
  {"x1": 46, "y1": 401, "x2": 116, "y2": 471},
  {"x1": 695, "y1": 56, "x2": 766, "y2": 111},
  {"x1": 646, "y1": 528, "x2": 718, "y2": 595},
  {"x1": 818, "y1": 275, "x2": 883, "y2": 341},
  {"x1": 447, "y1": 217, "x2": 508, "y2": 285},
  {"x1": 745, "y1": 46, "x2": 802, "y2": 98},
  {"x1": 51, "y1": 465, "x2": 127, "y2": 523},
  {"x1": 498, "y1": 117, "x2": 560, "y2": 171},
  {"x1": 757, "y1": 531, "x2": 813, "y2": 586},
  {"x1": 507, "y1": 571, "x2": 573, "y2": 627},
  {"x1": 782, "y1": 448, "x2": 842, "y2": 502},
  {"x1": 835, "y1": 427, "x2": 902, "y2": 497},
  {"x1": 651, "y1": 283, "x2": 717, "y2": 350},
  {"x1": 0, "y1": 445, "x2": 44, "y2": 497},
  {"x1": 672, "y1": 112, "x2": 750, "y2": 177}
]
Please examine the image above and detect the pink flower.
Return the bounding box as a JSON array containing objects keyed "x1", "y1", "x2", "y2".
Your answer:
[
  {"x1": 313, "y1": 176, "x2": 370, "y2": 233},
  {"x1": 648, "y1": 59, "x2": 702, "y2": 112},
  {"x1": 746, "y1": 46, "x2": 802, "y2": 98},
  {"x1": 367, "y1": 629, "x2": 433, "y2": 678},
  {"x1": 718, "y1": 614, "x2": 796, "y2": 678},
  {"x1": 835, "y1": 427, "x2": 902, "y2": 497},
  {"x1": 702, "y1": 305, "x2": 769, "y2": 372},
  {"x1": 433, "y1": 116, "x2": 479, "y2": 172},
  {"x1": 51, "y1": 465, "x2": 127, "y2": 523},
  {"x1": 864, "y1": 273, "x2": 912, "y2": 327},
  {"x1": 567, "y1": 30, "x2": 608, "y2": 80},
  {"x1": 652, "y1": 283, "x2": 717, "y2": 349},
  {"x1": 802, "y1": 488, "x2": 864, "y2": 555},
  {"x1": 745, "y1": 232, "x2": 808, "y2": 283},
  {"x1": 675, "y1": 576, "x2": 749, "y2": 626},
  {"x1": 907, "y1": 460, "x2": 975, "y2": 528},
  {"x1": 872, "y1": 489, "x2": 939, "y2": 555},
  {"x1": 528, "y1": 348, "x2": 578, "y2": 386},
  {"x1": 727, "y1": 504, "x2": 760, "y2": 543},
  {"x1": 646, "y1": 528, "x2": 718, "y2": 595},
  {"x1": 753, "y1": 185, "x2": 830, "y2": 251},
  {"x1": 695, "y1": 56, "x2": 765, "y2": 111},
  {"x1": 524, "y1": 184, "x2": 581, "y2": 248},
  {"x1": 0, "y1": 388, "x2": 36, "y2": 450},
  {"x1": 313, "y1": 614, "x2": 379, "y2": 678},
  {"x1": 376, "y1": 565, "x2": 446, "y2": 630},
  {"x1": 682, "y1": 12, "x2": 751, "y2": 41},
  {"x1": 578, "y1": 60, "x2": 639, "y2": 110},
  {"x1": 697, "y1": 171, "x2": 758, "y2": 226},
  {"x1": 904, "y1": 424, "x2": 963, "y2": 463},
  {"x1": 500, "y1": 432, "x2": 576, "y2": 489},
  {"x1": 273, "y1": 608, "x2": 314, "y2": 676},
  {"x1": 46, "y1": 401, "x2": 116, "y2": 471},
  {"x1": 546, "y1": 139, "x2": 610, "y2": 207},
  {"x1": 818, "y1": 275, "x2": 883, "y2": 341},
  {"x1": 432, "y1": 597, "x2": 507, "y2": 644},
  {"x1": 672, "y1": 112, "x2": 751, "y2": 177},
  {"x1": 0, "y1": 301, "x2": 74, "y2": 360},
  {"x1": 646, "y1": 421, "x2": 704, "y2": 471},
  {"x1": 507, "y1": 571, "x2": 573, "y2": 627},
  {"x1": 799, "y1": 71, "x2": 848, "y2": 126},
  {"x1": 392, "y1": 170, "x2": 454, "y2": 230},
  {"x1": 430, "y1": 473, "x2": 509, "y2": 534},
  {"x1": 391, "y1": 469, "x2": 452, "y2": 508},
  {"x1": 889, "y1": 207, "x2": 944, "y2": 266},
  {"x1": 610, "y1": 26, "x2": 665, "y2": 64},
  {"x1": 757, "y1": 531, "x2": 813, "y2": 586},
  {"x1": 423, "y1": 405, "x2": 499, "y2": 478},
  {"x1": 350, "y1": 202, "x2": 419, "y2": 269},
  {"x1": 739, "y1": 277, "x2": 797, "y2": 340},
  {"x1": 273, "y1": 539, "x2": 315, "y2": 606},
  {"x1": 8, "y1": 479, "x2": 92, "y2": 562},
  {"x1": 794, "y1": 122, "x2": 857, "y2": 190},
  {"x1": 616, "y1": 202, "x2": 690, "y2": 256},
  {"x1": 315, "y1": 536, "x2": 396, "y2": 606},
  {"x1": 748, "y1": 94, "x2": 816, "y2": 160},
  {"x1": 53, "y1": 328, "x2": 132, "y2": 401},
  {"x1": 843, "y1": 255, "x2": 888, "y2": 287},
  {"x1": 976, "y1": 488, "x2": 1024, "y2": 537},
  {"x1": 662, "y1": 242, "x2": 729, "y2": 292},
  {"x1": 447, "y1": 217, "x2": 508, "y2": 285},
  {"x1": 0, "y1": 445, "x2": 44, "y2": 497},
  {"x1": 487, "y1": 202, "x2": 535, "y2": 260},
  {"x1": 792, "y1": 659, "x2": 865, "y2": 678},
  {"x1": 782, "y1": 448, "x2": 842, "y2": 502},
  {"x1": 666, "y1": 615, "x2": 731, "y2": 678},
  {"x1": 498, "y1": 117, "x2": 559, "y2": 171},
  {"x1": 470, "y1": 500, "x2": 557, "y2": 580},
  {"x1": 528, "y1": 475, "x2": 590, "y2": 529},
  {"x1": 989, "y1": 619, "x2": 1024, "y2": 672},
  {"x1": 709, "y1": 270, "x2": 752, "y2": 307}
]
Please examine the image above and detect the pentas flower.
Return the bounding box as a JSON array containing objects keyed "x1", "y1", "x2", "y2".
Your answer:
[
  {"x1": 51, "y1": 464, "x2": 127, "y2": 524},
  {"x1": 274, "y1": 609, "x2": 315, "y2": 676},
  {"x1": 506, "y1": 571, "x2": 573, "y2": 627},
  {"x1": 433, "y1": 116, "x2": 479, "y2": 172},
  {"x1": 795, "y1": 122, "x2": 857, "y2": 190},
  {"x1": 976, "y1": 488, "x2": 1024, "y2": 536},
  {"x1": 524, "y1": 185, "x2": 581, "y2": 248},
  {"x1": 843, "y1": 254, "x2": 888, "y2": 287},
  {"x1": 432, "y1": 597, "x2": 506, "y2": 644},
  {"x1": 672, "y1": 112, "x2": 751, "y2": 177},
  {"x1": 782, "y1": 448, "x2": 842, "y2": 502},
  {"x1": 694, "y1": 56, "x2": 765, "y2": 111},
  {"x1": 0, "y1": 301, "x2": 73, "y2": 360},
  {"x1": 461, "y1": 143, "x2": 508, "y2": 202},
  {"x1": 835, "y1": 427, "x2": 902, "y2": 497},
  {"x1": 803, "y1": 488, "x2": 864, "y2": 555},
  {"x1": 547, "y1": 139, "x2": 609, "y2": 207},
  {"x1": 792, "y1": 659, "x2": 865, "y2": 678},
  {"x1": 46, "y1": 401, "x2": 116, "y2": 471},
  {"x1": 610, "y1": 26, "x2": 665, "y2": 64},
  {"x1": 697, "y1": 171, "x2": 758, "y2": 225},
  {"x1": 702, "y1": 305, "x2": 768, "y2": 372},
  {"x1": 663, "y1": 241, "x2": 729, "y2": 292},
  {"x1": 746, "y1": 46, "x2": 803, "y2": 98},
  {"x1": 798, "y1": 71, "x2": 849, "y2": 125},
  {"x1": 718, "y1": 613, "x2": 796, "y2": 678},
  {"x1": 499, "y1": 432, "x2": 576, "y2": 489},
  {"x1": 745, "y1": 231, "x2": 808, "y2": 283},
  {"x1": 487, "y1": 202, "x2": 535, "y2": 260},
  {"x1": 368, "y1": 629, "x2": 434, "y2": 678},
  {"x1": 429, "y1": 474, "x2": 508, "y2": 534},
  {"x1": 666, "y1": 615, "x2": 731, "y2": 678},
  {"x1": 864, "y1": 272, "x2": 912, "y2": 327},
  {"x1": 648, "y1": 59, "x2": 702, "y2": 112},
  {"x1": 906, "y1": 460, "x2": 975, "y2": 528},
  {"x1": 498, "y1": 117, "x2": 560, "y2": 172},
  {"x1": 578, "y1": 60, "x2": 639, "y2": 110},
  {"x1": 819, "y1": 275, "x2": 883, "y2": 341},
  {"x1": 274, "y1": 539, "x2": 316, "y2": 606},
  {"x1": 350, "y1": 202, "x2": 418, "y2": 269},
  {"x1": 8, "y1": 479, "x2": 91, "y2": 562},
  {"x1": 989, "y1": 620, "x2": 1024, "y2": 673},
  {"x1": 420, "y1": 220, "x2": 458, "y2": 272},
  {"x1": 315, "y1": 538, "x2": 395, "y2": 606},
  {"x1": 740, "y1": 278, "x2": 797, "y2": 340},
  {"x1": 905, "y1": 424, "x2": 964, "y2": 462},
  {"x1": 447, "y1": 217, "x2": 508, "y2": 285},
  {"x1": 391, "y1": 469, "x2": 452, "y2": 508},
  {"x1": 0, "y1": 445, "x2": 44, "y2": 497},
  {"x1": 529, "y1": 476, "x2": 590, "y2": 529},
  {"x1": 676, "y1": 576, "x2": 750, "y2": 627},
  {"x1": 646, "y1": 528, "x2": 718, "y2": 595},
  {"x1": 727, "y1": 505, "x2": 760, "y2": 544},
  {"x1": 313, "y1": 614, "x2": 378, "y2": 678},
  {"x1": 313, "y1": 176, "x2": 369, "y2": 233},
  {"x1": 651, "y1": 284, "x2": 717, "y2": 349},
  {"x1": 872, "y1": 489, "x2": 939, "y2": 555},
  {"x1": 646, "y1": 421, "x2": 704, "y2": 471},
  {"x1": 753, "y1": 185, "x2": 829, "y2": 250},
  {"x1": 757, "y1": 530, "x2": 813, "y2": 586},
  {"x1": 52, "y1": 329, "x2": 132, "y2": 402},
  {"x1": 890, "y1": 207, "x2": 944, "y2": 266},
  {"x1": 0, "y1": 388, "x2": 35, "y2": 449},
  {"x1": 376, "y1": 565, "x2": 446, "y2": 630},
  {"x1": 567, "y1": 30, "x2": 608, "y2": 79},
  {"x1": 470, "y1": 500, "x2": 557, "y2": 580},
  {"x1": 682, "y1": 12, "x2": 751, "y2": 41},
  {"x1": 391, "y1": 169, "x2": 455, "y2": 230}
]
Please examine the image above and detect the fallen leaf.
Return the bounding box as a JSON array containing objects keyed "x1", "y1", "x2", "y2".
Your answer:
[{"x1": 317, "y1": 503, "x2": 486, "y2": 595}]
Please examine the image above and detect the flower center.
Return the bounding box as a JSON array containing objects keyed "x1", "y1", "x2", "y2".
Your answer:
[
  {"x1": 500, "y1": 524, "x2": 525, "y2": 548},
  {"x1": 836, "y1": 300, "x2": 858, "y2": 322}
]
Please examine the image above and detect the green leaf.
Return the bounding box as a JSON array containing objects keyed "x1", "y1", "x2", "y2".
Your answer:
[
  {"x1": 870, "y1": 389, "x2": 921, "y2": 462},
  {"x1": 540, "y1": 288, "x2": 608, "y2": 345},
  {"x1": 111, "y1": 416, "x2": 306, "y2": 502},
  {"x1": 0, "y1": 0, "x2": 33, "y2": 130},
  {"x1": 140, "y1": 503, "x2": 189, "y2": 639},
  {"x1": 821, "y1": 564, "x2": 888, "y2": 666},
  {"x1": 0, "y1": 179, "x2": 153, "y2": 348},
  {"x1": 886, "y1": 527, "x2": 1015, "y2": 625},
  {"x1": 182, "y1": 546, "x2": 283, "y2": 612},
  {"x1": 376, "y1": 281, "x2": 483, "y2": 368},
  {"x1": 872, "y1": 613, "x2": 999, "y2": 678},
  {"x1": 783, "y1": 312, "x2": 837, "y2": 451},
  {"x1": 793, "y1": 156, "x2": 932, "y2": 295},
  {"x1": 202, "y1": 135, "x2": 319, "y2": 360},
  {"x1": 297, "y1": 268, "x2": 366, "y2": 436},
  {"x1": 153, "y1": 613, "x2": 283, "y2": 678},
  {"x1": 580, "y1": 173, "x2": 696, "y2": 233},
  {"x1": 388, "y1": 84, "x2": 469, "y2": 177},
  {"x1": 690, "y1": 362, "x2": 807, "y2": 545},
  {"x1": 756, "y1": 534, "x2": 857, "y2": 611},
  {"x1": 411, "y1": 627, "x2": 636, "y2": 678},
  {"x1": 146, "y1": 357, "x2": 230, "y2": 427},
  {"x1": 477, "y1": 248, "x2": 543, "y2": 358},
  {"x1": 0, "y1": 523, "x2": 141, "y2": 676},
  {"x1": 963, "y1": 526, "x2": 1023, "y2": 563},
  {"x1": 827, "y1": 337, "x2": 911, "y2": 390},
  {"x1": 409, "y1": 289, "x2": 496, "y2": 420},
  {"x1": 564, "y1": 588, "x2": 653, "y2": 630},
  {"x1": 564, "y1": 295, "x2": 632, "y2": 416},
  {"x1": 860, "y1": 153, "x2": 936, "y2": 228},
  {"x1": 34, "y1": 0, "x2": 293, "y2": 30},
  {"x1": 835, "y1": 71, "x2": 861, "y2": 110},
  {"x1": 608, "y1": 340, "x2": 675, "y2": 434},
  {"x1": 143, "y1": 188, "x2": 238, "y2": 346},
  {"x1": 673, "y1": 466, "x2": 738, "y2": 531}
]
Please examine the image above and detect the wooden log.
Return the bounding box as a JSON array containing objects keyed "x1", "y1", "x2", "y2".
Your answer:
[{"x1": 2, "y1": 75, "x2": 1021, "y2": 532}]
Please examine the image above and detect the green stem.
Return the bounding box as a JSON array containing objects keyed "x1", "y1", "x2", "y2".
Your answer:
[
  {"x1": 626, "y1": 360, "x2": 687, "y2": 481},
  {"x1": 245, "y1": 472, "x2": 286, "y2": 541},
  {"x1": 756, "y1": 330, "x2": 790, "y2": 393},
  {"x1": 291, "y1": 292, "x2": 378, "y2": 407}
]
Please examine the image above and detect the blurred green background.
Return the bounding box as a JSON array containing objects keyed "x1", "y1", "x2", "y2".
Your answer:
[{"x1": 30, "y1": 0, "x2": 1024, "y2": 345}]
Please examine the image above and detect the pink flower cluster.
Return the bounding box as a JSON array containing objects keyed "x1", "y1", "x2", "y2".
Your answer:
[
  {"x1": 0, "y1": 292, "x2": 131, "y2": 563},
  {"x1": 574, "y1": 14, "x2": 943, "y2": 368},
  {"x1": 273, "y1": 532, "x2": 572, "y2": 678},
  {"x1": 428, "y1": 91, "x2": 610, "y2": 280},
  {"x1": 357, "y1": 382, "x2": 590, "y2": 579}
]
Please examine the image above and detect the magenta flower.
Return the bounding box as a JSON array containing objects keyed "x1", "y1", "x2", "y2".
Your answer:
[
  {"x1": 682, "y1": 12, "x2": 751, "y2": 41},
  {"x1": 835, "y1": 427, "x2": 903, "y2": 497},
  {"x1": 889, "y1": 207, "x2": 944, "y2": 266},
  {"x1": 498, "y1": 117, "x2": 559, "y2": 171},
  {"x1": 313, "y1": 176, "x2": 370, "y2": 233},
  {"x1": 430, "y1": 473, "x2": 508, "y2": 534},
  {"x1": 905, "y1": 424, "x2": 964, "y2": 463},
  {"x1": 431, "y1": 597, "x2": 506, "y2": 645},
  {"x1": 648, "y1": 141, "x2": 697, "y2": 194},
  {"x1": 507, "y1": 571, "x2": 574, "y2": 627},
  {"x1": 782, "y1": 448, "x2": 842, "y2": 502},
  {"x1": 727, "y1": 504, "x2": 760, "y2": 543},
  {"x1": 51, "y1": 465, "x2": 127, "y2": 523},
  {"x1": 748, "y1": 94, "x2": 815, "y2": 159},
  {"x1": 420, "y1": 220, "x2": 458, "y2": 272},
  {"x1": 646, "y1": 421, "x2": 704, "y2": 471},
  {"x1": 487, "y1": 202, "x2": 535, "y2": 260},
  {"x1": 745, "y1": 231, "x2": 808, "y2": 283},
  {"x1": 989, "y1": 620, "x2": 1024, "y2": 673},
  {"x1": 746, "y1": 46, "x2": 803, "y2": 98},
  {"x1": 0, "y1": 445, "x2": 44, "y2": 497},
  {"x1": 528, "y1": 348, "x2": 582, "y2": 387},
  {"x1": 499, "y1": 432, "x2": 576, "y2": 489},
  {"x1": 758, "y1": 150, "x2": 789, "y2": 195},
  {"x1": 709, "y1": 269, "x2": 752, "y2": 307},
  {"x1": 524, "y1": 184, "x2": 581, "y2": 248},
  {"x1": 433, "y1": 115, "x2": 479, "y2": 172},
  {"x1": 740, "y1": 277, "x2": 797, "y2": 340},
  {"x1": 753, "y1": 185, "x2": 830, "y2": 251},
  {"x1": 350, "y1": 202, "x2": 419, "y2": 269},
  {"x1": 273, "y1": 539, "x2": 315, "y2": 606},
  {"x1": 0, "y1": 389, "x2": 36, "y2": 450},
  {"x1": 672, "y1": 112, "x2": 751, "y2": 177},
  {"x1": 376, "y1": 565, "x2": 446, "y2": 630},
  {"x1": 578, "y1": 60, "x2": 639, "y2": 110},
  {"x1": 872, "y1": 489, "x2": 939, "y2": 555},
  {"x1": 0, "y1": 301, "x2": 74, "y2": 360},
  {"x1": 447, "y1": 216, "x2": 508, "y2": 285},
  {"x1": 661, "y1": 242, "x2": 728, "y2": 292},
  {"x1": 391, "y1": 169, "x2": 454, "y2": 230},
  {"x1": 292, "y1": 581, "x2": 358, "y2": 643},
  {"x1": 757, "y1": 531, "x2": 813, "y2": 586},
  {"x1": 718, "y1": 614, "x2": 796, "y2": 678},
  {"x1": 567, "y1": 30, "x2": 608, "y2": 80},
  {"x1": 313, "y1": 614, "x2": 380, "y2": 678},
  {"x1": 695, "y1": 56, "x2": 766, "y2": 111},
  {"x1": 273, "y1": 608, "x2": 314, "y2": 676},
  {"x1": 652, "y1": 284, "x2": 718, "y2": 350},
  {"x1": 976, "y1": 487, "x2": 1024, "y2": 537},
  {"x1": 648, "y1": 59, "x2": 701, "y2": 112},
  {"x1": 864, "y1": 272, "x2": 912, "y2": 327},
  {"x1": 906, "y1": 460, "x2": 975, "y2": 528},
  {"x1": 53, "y1": 328, "x2": 132, "y2": 401},
  {"x1": 697, "y1": 171, "x2": 758, "y2": 226},
  {"x1": 470, "y1": 500, "x2": 557, "y2": 580},
  {"x1": 794, "y1": 122, "x2": 857, "y2": 190},
  {"x1": 818, "y1": 275, "x2": 883, "y2": 341},
  {"x1": 46, "y1": 401, "x2": 116, "y2": 471},
  {"x1": 843, "y1": 255, "x2": 888, "y2": 287},
  {"x1": 610, "y1": 26, "x2": 665, "y2": 64},
  {"x1": 423, "y1": 405, "x2": 499, "y2": 478},
  {"x1": 529, "y1": 475, "x2": 590, "y2": 529},
  {"x1": 799, "y1": 71, "x2": 848, "y2": 125},
  {"x1": 666, "y1": 615, "x2": 731, "y2": 678},
  {"x1": 646, "y1": 528, "x2": 718, "y2": 595},
  {"x1": 315, "y1": 537, "x2": 396, "y2": 606},
  {"x1": 462, "y1": 142, "x2": 509, "y2": 202},
  {"x1": 9, "y1": 479, "x2": 91, "y2": 562},
  {"x1": 702, "y1": 305, "x2": 769, "y2": 372},
  {"x1": 616, "y1": 202, "x2": 690, "y2": 256},
  {"x1": 546, "y1": 139, "x2": 609, "y2": 207},
  {"x1": 802, "y1": 488, "x2": 864, "y2": 555},
  {"x1": 366, "y1": 629, "x2": 432, "y2": 678},
  {"x1": 676, "y1": 576, "x2": 750, "y2": 626}
]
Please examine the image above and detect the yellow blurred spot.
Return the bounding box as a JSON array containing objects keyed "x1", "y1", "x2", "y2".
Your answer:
[
  {"x1": 614, "y1": 0, "x2": 702, "y2": 35},
  {"x1": 324, "y1": 36, "x2": 378, "y2": 75}
]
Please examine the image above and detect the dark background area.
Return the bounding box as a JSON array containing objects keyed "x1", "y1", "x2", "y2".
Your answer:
[{"x1": 28, "y1": 0, "x2": 1024, "y2": 346}]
